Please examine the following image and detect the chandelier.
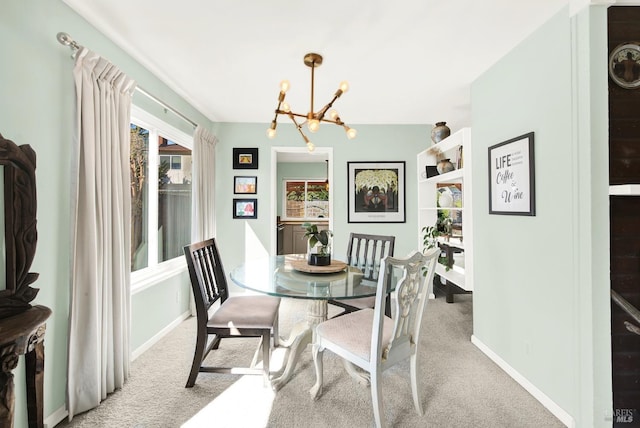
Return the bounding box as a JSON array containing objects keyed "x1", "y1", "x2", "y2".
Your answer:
[{"x1": 267, "y1": 53, "x2": 357, "y2": 152}]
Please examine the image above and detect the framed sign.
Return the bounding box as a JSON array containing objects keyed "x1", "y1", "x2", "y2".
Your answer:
[
  {"x1": 488, "y1": 132, "x2": 535, "y2": 216},
  {"x1": 233, "y1": 148, "x2": 258, "y2": 169},
  {"x1": 234, "y1": 176, "x2": 257, "y2": 194},
  {"x1": 347, "y1": 161, "x2": 406, "y2": 223},
  {"x1": 233, "y1": 198, "x2": 258, "y2": 219}
]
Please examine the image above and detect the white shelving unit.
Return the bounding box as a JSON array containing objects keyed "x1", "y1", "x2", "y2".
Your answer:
[{"x1": 417, "y1": 127, "x2": 473, "y2": 300}]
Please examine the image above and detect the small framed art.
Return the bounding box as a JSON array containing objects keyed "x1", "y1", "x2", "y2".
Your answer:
[
  {"x1": 233, "y1": 198, "x2": 258, "y2": 219},
  {"x1": 234, "y1": 176, "x2": 257, "y2": 194},
  {"x1": 233, "y1": 148, "x2": 259, "y2": 169},
  {"x1": 488, "y1": 132, "x2": 535, "y2": 216}
]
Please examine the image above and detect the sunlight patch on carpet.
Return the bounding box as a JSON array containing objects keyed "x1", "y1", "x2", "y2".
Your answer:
[{"x1": 181, "y1": 375, "x2": 275, "y2": 428}]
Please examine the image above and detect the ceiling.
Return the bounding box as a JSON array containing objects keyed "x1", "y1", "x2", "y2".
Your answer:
[{"x1": 63, "y1": 0, "x2": 570, "y2": 132}]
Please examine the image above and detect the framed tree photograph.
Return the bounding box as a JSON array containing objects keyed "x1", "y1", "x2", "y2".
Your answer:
[
  {"x1": 233, "y1": 198, "x2": 258, "y2": 219},
  {"x1": 347, "y1": 161, "x2": 406, "y2": 223},
  {"x1": 232, "y1": 147, "x2": 258, "y2": 169},
  {"x1": 488, "y1": 132, "x2": 535, "y2": 216},
  {"x1": 234, "y1": 176, "x2": 257, "y2": 194}
]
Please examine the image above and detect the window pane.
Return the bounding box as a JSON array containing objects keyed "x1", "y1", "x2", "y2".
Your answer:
[
  {"x1": 158, "y1": 137, "x2": 192, "y2": 263},
  {"x1": 171, "y1": 155, "x2": 182, "y2": 170},
  {"x1": 306, "y1": 181, "x2": 329, "y2": 218},
  {"x1": 130, "y1": 124, "x2": 149, "y2": 271},
  {"x1": 285, "y1": 181, "x2": 305, "y2": 218}
]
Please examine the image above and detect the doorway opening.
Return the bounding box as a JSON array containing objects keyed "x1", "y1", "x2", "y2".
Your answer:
[{"x1": 270, "y1": 147, "x2": 333, "y2": 256}]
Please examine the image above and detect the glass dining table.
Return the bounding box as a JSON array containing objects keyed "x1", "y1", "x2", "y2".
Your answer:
[{"x1": 229, "y1": 253, "x2": 381, "y2": 391}]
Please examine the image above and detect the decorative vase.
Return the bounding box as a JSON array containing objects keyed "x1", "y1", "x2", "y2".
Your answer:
[
  {"x1": 308, "y1": 253, "x2": 331, "y2": 266},
  {"x1": 431, "y1": 122, "x2": 451, "y2": 144},
  {"x1": 436, "y1": 159, "x2": 455, "y2": 175},
  {"x1": 438, "y1": 189, "x2": 454, "y2": 208},
  {"x1": 307, "y1": 237, "x2": 332, "y2": 266}
]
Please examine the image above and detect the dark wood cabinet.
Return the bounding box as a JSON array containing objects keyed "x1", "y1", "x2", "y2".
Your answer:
[{"x1": 608, "y1": 7, "x2": 640, "y2": 423}]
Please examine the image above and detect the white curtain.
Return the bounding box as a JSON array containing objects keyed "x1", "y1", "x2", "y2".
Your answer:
[
  {"x1": 190, "y1": 126, "x2": 217, "y2": 315},
  {"x1": 192, "y1": 125, "x2": 217, "y2": 241},
  {"x1": 67, "y1": 47, "x2": 136, "y2": 419}
]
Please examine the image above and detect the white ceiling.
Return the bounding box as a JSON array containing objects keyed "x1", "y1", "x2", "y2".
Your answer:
[{"x1": 63, "y1": 0, "x2": 570, "y2": 131}]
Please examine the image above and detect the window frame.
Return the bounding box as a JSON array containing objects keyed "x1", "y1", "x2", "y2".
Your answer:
[
  {"x1": 130, "y1": 105, "x2": 193, "y2": 292},
  {"x1": 281, "y1": 179, "x2": 330, "y2": 221}
]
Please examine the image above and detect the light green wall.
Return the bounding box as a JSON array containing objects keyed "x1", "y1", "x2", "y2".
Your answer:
[
  {"x1": 131, "y1": 271, "x2": 192, "y2": 351},
  {"x1": 213, "y1": 122, "x2": 429, "y2": 287},
  {"x1": 0, "y1": 0, "x2": 211, "y2": 425},
  {"x1": 471, "y1": 5, "x2": 611, "y2": 427},
  {"x1": 276, "y1": 162, "x2": 327, "y2": 217}
]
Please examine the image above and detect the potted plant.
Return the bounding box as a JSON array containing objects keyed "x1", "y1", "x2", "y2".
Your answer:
[
  {"x1": 421, "y1": 214, "x2": 453, "y2": 275},
  {"x1": 302, "y1": 222, "x2": 333, "y2": 266}
]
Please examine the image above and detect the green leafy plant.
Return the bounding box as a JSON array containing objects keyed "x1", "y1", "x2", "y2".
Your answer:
[
  {"x1": 302, "y1": 222, "x2": 333, "y2": 255},
  {"x1": 421, "y1": 214, "x2": 454, "y2": 276}
]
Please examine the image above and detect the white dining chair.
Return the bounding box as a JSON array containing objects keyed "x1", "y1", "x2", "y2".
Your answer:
[{"x1": 310, "y1": 248, "x2": 440, "y2": 428}]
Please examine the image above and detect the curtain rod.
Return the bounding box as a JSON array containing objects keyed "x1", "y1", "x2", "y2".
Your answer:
[{"x1": 56, "y1": 32, "x2": 198, "y2": 129}]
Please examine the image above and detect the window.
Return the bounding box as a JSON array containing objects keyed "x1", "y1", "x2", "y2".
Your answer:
[
  {"x1": 130, "y1": 107, "x2": 193, "y2": 276},
  {"x1": 283, "y1": 179, "x2": 329, "y2": 220}
]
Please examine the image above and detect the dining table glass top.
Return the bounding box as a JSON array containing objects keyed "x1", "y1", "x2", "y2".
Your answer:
[{"x1": 229, "y1": 254, "x2": 382, "y2": 300}]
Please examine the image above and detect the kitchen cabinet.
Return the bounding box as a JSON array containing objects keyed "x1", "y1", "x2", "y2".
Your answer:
[{"x1": 281, "y1": 222, "x2": 329, "y2": 255}]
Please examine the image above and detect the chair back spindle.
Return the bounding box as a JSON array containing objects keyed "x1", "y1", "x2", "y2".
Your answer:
[{"x1": 185, "y1": 239, "x2": 229, "y2": 321}]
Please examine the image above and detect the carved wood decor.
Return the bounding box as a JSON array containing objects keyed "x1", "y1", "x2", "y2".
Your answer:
[
  {"x1": 0, "y1": 133, "x2": 39, "y2": 318},
  {"x1": 0, "y1": 133, "x2": 49, "y2": 427}
]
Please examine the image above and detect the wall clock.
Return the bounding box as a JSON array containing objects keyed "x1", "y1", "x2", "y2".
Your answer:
[{"x1": 609, "y1": 42, "x2": 640, "y2": 89}]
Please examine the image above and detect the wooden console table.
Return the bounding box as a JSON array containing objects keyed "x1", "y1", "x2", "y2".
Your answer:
[{"x1": 0, "y1": 305, "x2": 51, "y2": 428}]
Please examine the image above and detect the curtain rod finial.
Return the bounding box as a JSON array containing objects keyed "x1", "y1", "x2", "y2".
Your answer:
[{"x1": 57, "y1": 32, "x2": 72, "y2": 46}]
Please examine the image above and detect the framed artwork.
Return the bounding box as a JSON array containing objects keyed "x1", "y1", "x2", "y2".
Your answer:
[
  {"x1": 347, "y1": 161, "x2": 406, "y2": 223},
  {"x1": 233, "y1": 198, "x2": 258, "y2": 219},
  {"x1": 234, "y1": 176, "x2": 257, "y2": 194},
  {"x1": 233, "y1": 147, "x2": 259, "y2": 169},
  {"x1": 488, "y1": 132, "x2": 535, "y2": 216}
]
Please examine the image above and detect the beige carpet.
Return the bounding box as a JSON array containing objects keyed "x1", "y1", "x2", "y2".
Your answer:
[{"x1": 56, "y1": 292, "x2": 565, "y2": 428}]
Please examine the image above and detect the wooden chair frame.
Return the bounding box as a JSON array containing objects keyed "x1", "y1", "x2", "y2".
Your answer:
[
  {"x1": 329, "y1": 233, "x2": 395, "y2": 317},
  {"x1": 311, "y1": 248, "x2": 440, "y2": 427},
  {"x1": 183, "y1": 238, "x2": 280, "y2": 387}
]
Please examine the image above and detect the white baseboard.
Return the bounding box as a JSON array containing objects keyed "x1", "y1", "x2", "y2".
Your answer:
[
  {"x1": 45, "y1": 405, "x2": 68, "y2": 428},
  {"x1": 471, "y1": 335, "x2": 575, "y2": 428},
  {"x1": 132, "y1": 311, "x2": 191, "y2": 361}
]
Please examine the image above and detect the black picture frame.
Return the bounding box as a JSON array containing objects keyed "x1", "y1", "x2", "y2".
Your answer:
[
  {"x1": 488, "y1": 132, "x2": 535, "y2": 216},
  {"x1": 233, "y1": 198, "x2": 258, "y2": 219},
  {"x1": 233, "y1": 176, "x2": 257, "y2": 194},
  {"x1": 233, "y1": 147, "x2": 259, "y2": 169},
  {"x1": 347, "y1": 161, "x2": 406, "y2": 223}
]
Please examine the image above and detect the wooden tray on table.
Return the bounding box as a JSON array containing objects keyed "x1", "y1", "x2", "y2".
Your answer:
[{"x1": 291, "y1": 259, "x2": 348, "y2": 274}]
